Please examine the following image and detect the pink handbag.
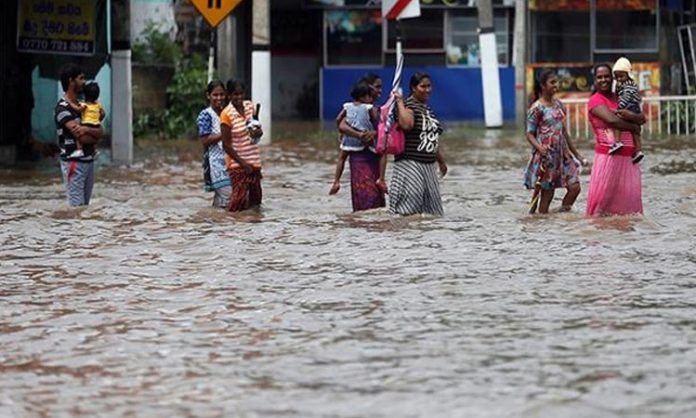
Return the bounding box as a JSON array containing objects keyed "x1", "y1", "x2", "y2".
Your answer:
[{"x1": 376, "y1": 96, "x2": 405, "y2": 155}]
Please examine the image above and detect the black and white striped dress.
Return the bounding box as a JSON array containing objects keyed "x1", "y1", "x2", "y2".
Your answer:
[{"x1": 388, "y1": 97, "x2": 444, "y2": 217}]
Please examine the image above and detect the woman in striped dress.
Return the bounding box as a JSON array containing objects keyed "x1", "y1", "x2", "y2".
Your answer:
[
  {"x1": 384, "y1": 72, "x2": 448, "y2": 216},
  {"x1": 220, "y1": 79, "x2": 264, "y2": 212}
]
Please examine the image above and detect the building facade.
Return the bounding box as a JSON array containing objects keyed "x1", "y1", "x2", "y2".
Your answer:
[
  {"x1": 271, "y1": 0, "x2": 517, "y2": 121},
  {"x1": 270, "y1": 0, "x2": 696, "y2": 122}
]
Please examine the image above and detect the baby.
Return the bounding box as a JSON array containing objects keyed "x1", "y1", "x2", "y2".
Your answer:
[
  {"x1": 609, "y1": 57, "x2": 644, "y2": 164},
  {"x1": 67, "y1": 81, "x2": 104, "y2": 158},
  {"x1": 329, "y1": 81, "x2": 378, "y2": 195}
]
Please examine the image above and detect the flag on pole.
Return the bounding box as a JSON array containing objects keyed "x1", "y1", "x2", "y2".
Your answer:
[
  {"x1": 382, "y1": 0, "x2": 421, "y2": 20},
  {"x1": 380, "y1": 1, "x2": 419, "y2": 151},
  {"x1": 380, "y1": 42, "x2": 404, "y2": 150}
]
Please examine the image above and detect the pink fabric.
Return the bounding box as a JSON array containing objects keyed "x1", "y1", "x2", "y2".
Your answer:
[
  {"x1": 376, "y1": 96, "x2": 405, "y2": 155},
  {"x1": 586, "y1": 93, "x2": 643, "y2": 217}
]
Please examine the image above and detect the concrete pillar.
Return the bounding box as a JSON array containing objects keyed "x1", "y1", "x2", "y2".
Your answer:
[
  {"x1": 513, "y1": 0, "x2": 527, "y2": 127},
  {"x1": 251, "y1": 0, "x2": 271, "y2": 144},
  {"x1": 111, "y1": 0, "x2": 133, "y2": 164},
  {"x1": 477, "y1": 0, "x2": 503, "y2": 128},
  {"x1": 217, "y1": 15, "x2": 238, "y2": 82}
]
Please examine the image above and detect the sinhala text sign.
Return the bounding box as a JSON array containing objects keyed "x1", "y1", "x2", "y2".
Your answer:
[{"x1": 17, "y1": 0, "x2": 96, "y2": 56}]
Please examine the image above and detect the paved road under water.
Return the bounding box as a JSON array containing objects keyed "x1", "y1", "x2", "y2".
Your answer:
[{"x1": 1, "y1": 125, "x2": 696, "y2": 417}]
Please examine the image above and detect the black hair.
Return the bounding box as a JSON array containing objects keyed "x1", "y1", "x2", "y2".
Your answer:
[
  {"x1": 83, "y1": 82, "x2": 100, "y2": 102},
  {"x1": 360, "y1": 73, "x2": 381, "y2": 85},
  {"x1": 533, "y1": 69, "x2": 556, "y2": 100},
  {"x1": 59, "y1": 63, "x2": 83, "y2": 92},
  {"x1": 409, "y1": 72, "x2": 431, "y2": 93},
  {"x1": 226, "y1": 79, "x2": 246, "y2": 93},
  {"x1": 207, "y1": 79, "x2": 225, "y2": 94},
  {"x1": 350, "y1": 81, "x2": 372, "y2": 101},
  {"x1": 592, "y1": 63, "x2": 613, "y2": 93}
]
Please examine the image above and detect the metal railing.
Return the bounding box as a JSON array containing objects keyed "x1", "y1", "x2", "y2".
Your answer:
[{"x1": 560, "y1": 95, "x2": 696, "y2": 139}]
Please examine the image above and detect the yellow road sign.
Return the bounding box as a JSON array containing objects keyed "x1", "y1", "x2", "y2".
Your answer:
[{"x1": 190, "y1": 0, "x2": 243, "y2": 28}]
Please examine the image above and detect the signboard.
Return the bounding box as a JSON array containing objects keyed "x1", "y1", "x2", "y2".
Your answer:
[
  {"x1": 190, "y1": 0, "x2": 244, "y2": 28},
  {"x1": 17, "y1": 0, "x2": 96, "y2": 56},
  {"x1": 529, "y1": 0, "x2": 656, "y2": 11},
  {"x1": 304, "y1": 0, "x2": 513, "y2": 8},
  {"x1": 382, "y1": 0, "x2": 421, "y2": 19},
  {"x1": 326, "y1": 10, "x2": 382, "y2": 66}
]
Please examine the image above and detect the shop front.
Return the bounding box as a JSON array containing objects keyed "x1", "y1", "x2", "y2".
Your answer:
[
  {"x1": 303, "y1": 0, "x2": 518, "y2": 121},
  {"x1": 527, "y1": 0, "x2": 663, "y2": 124}
]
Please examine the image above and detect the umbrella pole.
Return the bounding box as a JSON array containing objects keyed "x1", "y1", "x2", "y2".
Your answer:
[{"x1": 395, "y1": 19, "x2": 403, "y2": 96}]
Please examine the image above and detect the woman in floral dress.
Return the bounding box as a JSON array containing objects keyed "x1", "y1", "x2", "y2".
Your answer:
[{"x1": 524, "y1": 70, "x2": 586, "y2": 214}]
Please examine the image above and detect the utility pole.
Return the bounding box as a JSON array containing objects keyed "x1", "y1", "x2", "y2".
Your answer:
[
  {"x1": 111, "y1": 0, "x2": 133, "y2": 164},
  {"x1": 513, "y1": 0, "x2": 527, "y2": 127},
  {"x1": 217, "y1": 16, "x2": 237, "y2": 82},
  {"x1": 251, "y1": 0, "x2": 271, "y2": 144},
  {"x1": 477, "y1": 0, "x2": 503, "y2": 128}
]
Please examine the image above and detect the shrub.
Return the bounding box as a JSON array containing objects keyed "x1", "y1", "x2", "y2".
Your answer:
[
  {"x1": 133, "y1": 24, "x2": 211, "y2": 139},
  {"x1": 132, "y1": 21, "x2": 180, "y2": 66}
]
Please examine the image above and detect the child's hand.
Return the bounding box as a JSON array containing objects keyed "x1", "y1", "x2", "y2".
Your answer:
[{"x1": 537, "y1": 144, "x2": 549, "y2": 157}]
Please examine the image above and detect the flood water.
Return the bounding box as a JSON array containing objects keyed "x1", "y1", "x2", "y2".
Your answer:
[{"x1": 1, "y1": 124, "x2": 696, "y2": 418}]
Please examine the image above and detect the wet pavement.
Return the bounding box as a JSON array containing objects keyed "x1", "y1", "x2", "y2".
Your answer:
[{"x1": 1, "y1": 124, "x2": 696, "y2": 417}]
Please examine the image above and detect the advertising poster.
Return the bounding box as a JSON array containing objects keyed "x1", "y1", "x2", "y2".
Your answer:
[
  {"x1": 305, "y1": 0, "x2": 514, "y2": 7},
  {"x1": 326, "y1": 10, "x2": 382, "y2": 66},
  {"x1": 17, "y1": 0, "x2": 96, "y2": 56},
  {"x1": 530, "y1": 0, "x2": 656, "y2": 11}
]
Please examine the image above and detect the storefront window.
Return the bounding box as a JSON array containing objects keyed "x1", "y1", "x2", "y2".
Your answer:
[
  {"x1": 447, "y1": 10, "x2": 509, "y2": 67},
  {"x1": 531, "y1": 11, "x2": 590, "y2": 63},
  {"x1": 386, "y1": 9, "x2": 444, "y2": 51},
  {"x1": 594, "y1": 0, "x2": 658, "y2": 51},
  {"x1": 324, "y1": 10, "x2": 382, "y2": 66}
]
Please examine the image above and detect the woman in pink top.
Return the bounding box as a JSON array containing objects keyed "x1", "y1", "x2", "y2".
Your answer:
[{"x1": 586, "y1": 64, "x2": 645, "y2": 216}]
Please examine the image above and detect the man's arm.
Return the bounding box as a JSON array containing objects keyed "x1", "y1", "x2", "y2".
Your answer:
[{"x1": 64, "y1": 120, "x2": 102, "y2": 145}]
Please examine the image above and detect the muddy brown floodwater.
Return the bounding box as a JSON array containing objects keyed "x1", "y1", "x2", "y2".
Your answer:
[{"x1": 1, "y1": 124, "x2": 696, "y2": 417}]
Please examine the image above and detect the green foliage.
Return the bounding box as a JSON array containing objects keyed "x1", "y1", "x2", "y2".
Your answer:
[
  {"x1": 133, "y1": 26, "x2": 211, "y2": 139},
  {"x1": 132, "y1": 21, "x2": 181, "y2": 65}
]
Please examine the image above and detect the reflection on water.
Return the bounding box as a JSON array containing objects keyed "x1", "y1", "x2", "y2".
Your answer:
[{"x1": 1, "y1": 124, "x2": 696, "y2": 417}]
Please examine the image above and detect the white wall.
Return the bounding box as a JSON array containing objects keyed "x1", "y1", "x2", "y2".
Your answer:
[{"x1": 131, "y1": 0, "x2": 176, "y2": 40}]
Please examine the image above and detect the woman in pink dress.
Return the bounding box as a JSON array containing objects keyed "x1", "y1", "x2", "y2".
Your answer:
[{"x1": 586, "y1": 63, "x2": 645, "y2": 216}]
